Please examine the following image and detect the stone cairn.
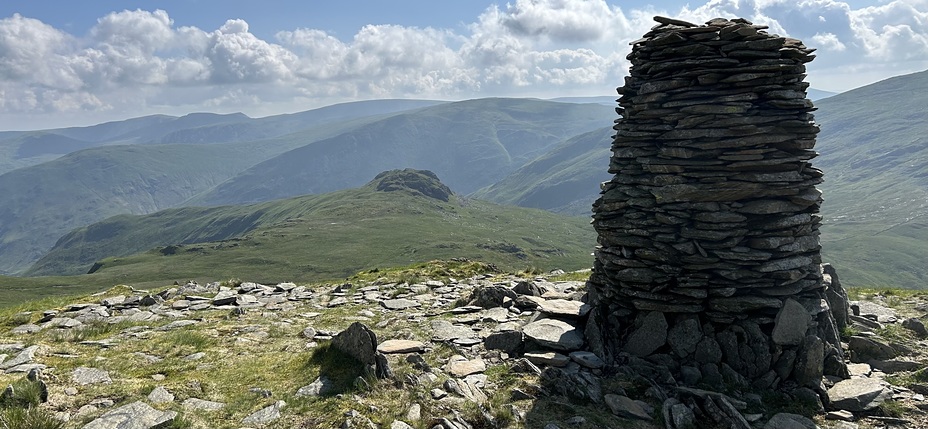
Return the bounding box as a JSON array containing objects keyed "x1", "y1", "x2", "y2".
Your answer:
[{"x1": 588, "y1": 16, "x2": 849, "y2": 393}]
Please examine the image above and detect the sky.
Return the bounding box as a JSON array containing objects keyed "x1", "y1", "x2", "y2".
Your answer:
[{"x1": 1, "y1": 0, "x2": 926, "y2": 130}]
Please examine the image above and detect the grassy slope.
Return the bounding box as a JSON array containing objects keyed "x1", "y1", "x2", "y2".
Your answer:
[
  {"x1": 191, "y1": 98, "x2": 613, "y2": 206},
  {"x1": 0, "y1": 110, "x2": 438, "y2": 276},
  {"x1": 814, "y1": 70, "x2": 928, "y2": 289},
  {"x1": 470, "y1": 126, "x2": 613, "y2": 216},
  {"x1": 25, "y1": 172, "x2": 596, "y2": 286}
]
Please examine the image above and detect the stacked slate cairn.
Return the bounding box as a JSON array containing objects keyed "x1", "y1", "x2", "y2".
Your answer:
[{"x1": 587, "y1": 16, "x2": 850, "y2": 395}]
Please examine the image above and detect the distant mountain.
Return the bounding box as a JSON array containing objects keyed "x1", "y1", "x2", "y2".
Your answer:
[
  {"x1": 28, "y1": 169, "x2": 595, "y2": 281},
  {"x1": 0, "y1": 100, "x2": 445, "y2": 175},
  {"x1": 548, "y1": 96, "x2": 617, "y2": 105},
  {"x1": 471, "y1": 127, "x2": 613, "y2": 216},
  {"x1": 0, "y1": 144, "x2": 263, "y2": 275},
  {"x1": 0, "y1": 106, "x2": 439, "y2": 276},
  {"x1": 813, "y1": 70, "x2": 928, "y2": 288},
  {"x1": 807, "y1": 88, "x2": 837, "y2": 101},
  {"x1": 190, "y1": 98, "x2": 614, "y2": 206}
]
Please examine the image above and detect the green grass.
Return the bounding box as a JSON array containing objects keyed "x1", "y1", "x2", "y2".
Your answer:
[{"x1": 3, "y1": 172, "x2": 595, "y2": 309}]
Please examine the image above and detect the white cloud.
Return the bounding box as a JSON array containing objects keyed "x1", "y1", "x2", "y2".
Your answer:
[
  {"x1": 812, "y1": 32, "x2": 848, "y2": 51},
  {"x1": 2, "y1": 0, "x2": 928, "y2": 127}
]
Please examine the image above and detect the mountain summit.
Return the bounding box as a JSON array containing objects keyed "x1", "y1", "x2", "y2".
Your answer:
[{"x1": 370, "y1": 169, "x2": 453, "y2": 202}]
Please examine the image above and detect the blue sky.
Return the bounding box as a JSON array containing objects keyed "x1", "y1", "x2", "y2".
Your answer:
[{"x1": 1, "y1": 0, "x2": 926, "y2": 129}]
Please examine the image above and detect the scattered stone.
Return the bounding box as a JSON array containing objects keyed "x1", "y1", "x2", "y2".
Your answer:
[
  {"x1": 241, "y1": 400, "x2": 286, "y2": 425},
  {"x1": 902, "y1": 318, "x2": 928, "y2": 337},
  {"x1": 604, "y1": 394, "x2": 652, "y2": 421},
  {"x1": 71, "y1": 367, "x2": 112, "y2": 385},
  {"x1": 381, "y1": 299, "x2": 420, "y2": 310},
  {"x1": 183, "y1": 352, "x2": 206, "y2": 361},
  {"x1": 825, "y1": 410, "x2": 855, "y2": 421},
  {"x1": 447, "y1": 357, "x2": 486, "y2": 377},
  {"x1": 377, "y1": 339, "x2": 426, "y2": 354},
  {"x1": 81, "y1": 401, "x2": 176, "y2": 429},
  {"x1": 764, "y1": 413, "x2": 817, "y2": 429},
  {"x1": 522, "y1": 319, "x2": 584, "y2": 351},
  {"x1": 147, "y1": 386, "x2": 174, "y2": 404},
  {"x1": 331, "y1": 322, "x2": 389, "y2": 378},
  {"x1": 406, "y1": 403, "x2": 421, "y2": 422},
  {"x1": 10, "y1": 324, "x2": 41, "y2": 334},
  {"x1": 536, "y1": 299, "x2": 590, "y2": 318},
  {"x1": 182, "y1": 398, "x2": 226, "y2": 411},
  {"x1": 0, "y1": 345, "x2": 39, "y2": 370},
  {"x1": 569, "y1": 351, "x2": 605, "y2": 369},
  {"x1": 484, "y1": 330, "x2": 523, "y2": 353},
  {"x1": 525, "y1": 351, "x2": 570, "y2": 367},
  {"x1": 443, "y1": 378, "x2": 487, "y2": 404},
  {"x1": 828, "y1": 378, "x2": 891, "y2": 412},
  {"x1": 296, "y1": 376, "x2": 334, "y2": 397},
  {"x1": 157, "y1": 320, "x2": 197, "y2": 331},
  {"x1": 431, "y1": 320, "x2": 475, "y2": 342}
]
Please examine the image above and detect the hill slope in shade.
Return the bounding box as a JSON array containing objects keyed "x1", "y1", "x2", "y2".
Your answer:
[
  {"x1": 0, "y1": 144, "x2": 269, "y2": 276},
  {"x1": 28, "y1": 169, "x2": 595, "y2": 282},
  {"x1": 190, "y1": 98, "x2": 613, "y2": 206},
  {"x1": 471, "y1": 127, "x2": 613, "y2": 216}
]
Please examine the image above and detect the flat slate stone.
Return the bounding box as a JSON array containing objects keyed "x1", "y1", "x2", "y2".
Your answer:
[
  {"x1": 241, "y1": 400, "x2": 286, "y2": 425},
  {"x1": 448, "y1": 358, "x2": 486, "y2": 377},
  {"x1": 569, "y1": 351, "x2": 605, "y2": 369},
  {"x1": 182, "y1": 398, "x2": 226, "y2": 411},
  {"x1": 536, "y1": 299, "x2": 591, "y2": 318},
  {"x1": 72, "y1": 367, "x2": 112, "y2": 385},
  {"x1": 431, "y1": 320, "x2": 475, "y2": 342},
  {"x1": 605, "y1": 394, "x2": 653, "y2": 420},
  {"x1": 296, "y1": 376, "x2": 335, "y2": 397},
  {"x1": 81, "y1": 401, "x2": 177, "y2": 429},
  {"x1": 147, "y1": 386, "x2": 174, "y2": 404},
  {"x1": 524, "y1": 351, "x2": 570, "y2": 367},
  {"x1": 0, "y1": 345, "x2": 39, "y2": 369},
  {"x1": 522, "y1": 319, "x2": 584, "y2": 351},
  {"x1": 382, "y1": 299, "x2": 420, "y2": 310},
  {"x1": 377, "y1": 340, "x2": 426, "y2": 354},
  {"x1": 828, "y1": 378, "x2": 891, "y2": 412},
  {"x1": 11, "y1": 324, "x2": 41, "y2": 334}
]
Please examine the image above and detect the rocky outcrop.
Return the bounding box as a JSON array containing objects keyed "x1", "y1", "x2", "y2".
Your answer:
[{"x1": 588, "y1": 16, "x2": 847, "y2": 392}]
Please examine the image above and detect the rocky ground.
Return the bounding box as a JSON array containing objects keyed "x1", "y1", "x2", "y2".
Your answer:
[{"x1": 1, "y1": 260, "x2": 927, "y2": 429}]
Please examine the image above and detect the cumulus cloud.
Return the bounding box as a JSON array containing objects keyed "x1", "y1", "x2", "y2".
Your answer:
[{"x1": 2, "y1": 0, "x2": 928, "y2": 127}]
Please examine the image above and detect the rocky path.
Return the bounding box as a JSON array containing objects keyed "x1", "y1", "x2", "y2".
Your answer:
[{"x1": 2, "y1": 264, "x2": 928, "y2": 428}]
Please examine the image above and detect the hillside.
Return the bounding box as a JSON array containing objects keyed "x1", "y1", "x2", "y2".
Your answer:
[
  {"x1": 471, "y1": 127, "x2": 613, "y2": 216},
  {"x1": 27, "y1": 169, "x2": 596, "y2": 281},
  {"x1": 190, "y1": 98, "x2": 613, "y2": 206},
  {"x1": 813, "y1": 70, "x2": 928, "y2": 288},
  {"x1": 0, "y1": 105, "x2": 450, "y2": 276}
]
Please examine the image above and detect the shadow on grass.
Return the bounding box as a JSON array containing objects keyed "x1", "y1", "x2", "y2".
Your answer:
[{"x1": 305, "y1": 343, "x2": 368, "y2": 397}]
